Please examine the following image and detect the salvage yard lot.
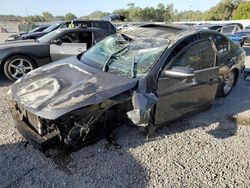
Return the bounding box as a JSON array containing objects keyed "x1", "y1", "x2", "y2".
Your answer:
[{"x1": 0, "y1": 33, "x2": 250, "y2": 187}]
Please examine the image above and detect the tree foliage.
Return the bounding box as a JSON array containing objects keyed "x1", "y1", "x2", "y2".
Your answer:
[
  {"x1": 0, "y1": 0, "x2": 249, "y2": 23},
  {"x1": 24, "y1": 15, "x2": 45, "y2": 23},
  {"x1": 81, "y1": 11, "x2": 110, "y2": 20},
  {"x1": 64, "y1": 13, "x2": 77, "y2": 20},
  {"x1": 203, "y1": 0, "x2": 246, "y2": 20},
  {"x1": 42, "y1": 11, "x2": 54, "y2": 22},
  {"x1": 232, "y1": 2, "x2": 250, "y2": 19}
]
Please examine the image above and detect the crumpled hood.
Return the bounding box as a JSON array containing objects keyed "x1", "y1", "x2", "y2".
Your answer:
[{"x1": 10, "y1": 56, "x2": 137, "y2": 120}]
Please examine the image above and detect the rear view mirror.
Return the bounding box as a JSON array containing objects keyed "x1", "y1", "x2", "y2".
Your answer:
[
  {"x1": 164, "y1": 66, "x2": 194, "y2": 79},
  {"x1": 51, "y1": 39, "x2": 62, "y2": 46}
]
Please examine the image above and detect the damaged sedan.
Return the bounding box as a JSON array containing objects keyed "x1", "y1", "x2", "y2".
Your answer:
[{"x1": 8, "y1": 25, "x2": 245, "y2": 151}]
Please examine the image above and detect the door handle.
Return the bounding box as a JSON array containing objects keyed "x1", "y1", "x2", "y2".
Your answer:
[{"x1": 77, "y1": 48, "x2": 84, "y2": 52}]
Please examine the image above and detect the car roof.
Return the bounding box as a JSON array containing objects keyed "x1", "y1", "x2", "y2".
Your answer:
[
  {"x1": 56, "y1": 27, "x2": 108, "y2": 33},
  {"x1": 63, "y1": 20, "x2": 111, "y2": 23},
  {"x1": 120, "y1": 24, "x2": 198, "y2": 40}
]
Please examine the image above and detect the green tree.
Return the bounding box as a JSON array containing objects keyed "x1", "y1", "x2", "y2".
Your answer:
[
  {"x1": 113, "y1": 9, "x2": 130, "y2": 21},
  {"x1": 42, "y1": 11, "x2": 53, "y2": 21},
  {"x1": 24, "y1": 15, "x2": 45, "y2": 23},
  {"x1": 81, "y1": 11, "x2": 110, "y2": 20},
  {"x1": 155, "y1": 3, "x2": 165, "y2": 21},
  {"x1": 164, "y1": 4, "x2": 174, "y2": 22},
  {"x1": 232, "y1": 2, "x2": 250, "y2": 19},
  {"x1": 55, "y1": 15, "x2": 65, "y2": 20},
  {"x1": 64, "y1": 13, "x2": 77, "y2": 20},
  {"x1": 127, "y1": 3, "x2": 135, "y2": 8},
  {"x1": 203, "y1": 0, "x2": 245, "y2": 20}
]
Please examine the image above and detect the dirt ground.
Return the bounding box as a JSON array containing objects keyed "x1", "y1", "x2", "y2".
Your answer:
[{"x1": 0, "y1": 33, "x2": 250, "y2": 188}]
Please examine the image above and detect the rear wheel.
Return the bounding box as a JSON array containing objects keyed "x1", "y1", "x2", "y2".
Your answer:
[
  {"x1": 4, "y1": 55, "x2": 36, "y2": 81},
  {"x1": 221, "y1": 70, "x2": 236, "y2": 97}
]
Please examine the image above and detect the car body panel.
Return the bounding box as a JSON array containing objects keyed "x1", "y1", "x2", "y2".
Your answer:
[
  {"x1": 10, "y1": 56, "x2": 138, "y2": 120},
  {"x1": 5, "y1": 26, "x2": 49, "y2": 42},
  {"x1": 0, "y1": 41, "x2": 50, "y2": 67},
  {"x1": 228, "y1": 30, "x2": 250, "y2": 45},
  {"x1": 155, "y1": 39, "x2": 219, "y2": 125},
  {"x1": 50, "y1": 43, "x2": 87, "y2": 61}
]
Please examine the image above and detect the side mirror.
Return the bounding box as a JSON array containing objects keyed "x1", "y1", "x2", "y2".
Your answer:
[
  {"x1": 164, "y1": 66, "x2": 194, "y2": 79},
  {"x1": 51, "y1": 39, "x2": 62, "y2": 46}
]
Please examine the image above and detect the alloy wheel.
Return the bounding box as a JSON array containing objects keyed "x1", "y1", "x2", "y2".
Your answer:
[
  {"x1": 7, "y1": 58, "x2": 34, "y2": 79},
  {"x1": 223, "y1": 71, "x2": 235, "y2": 95}
]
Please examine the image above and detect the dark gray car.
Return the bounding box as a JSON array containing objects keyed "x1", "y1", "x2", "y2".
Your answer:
[
  {"x1": 9, "y1": 20, "x2": 116, "y2": 41},
  {"x1": 8, "y1": 25, "x2": 245, "y2": 151},
  {"x1": 0, "y1": 27, "x2": 112, "y2": 81}
]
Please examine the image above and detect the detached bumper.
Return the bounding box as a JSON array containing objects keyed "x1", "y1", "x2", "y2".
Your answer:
[{"x1": 9, "y1": 100, "x2": 60, "y2": 151}]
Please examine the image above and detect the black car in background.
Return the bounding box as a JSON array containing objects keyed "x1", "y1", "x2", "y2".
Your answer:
[
  {"x1": 9, "y1": 20, "x2": 116, "y2": 41},
  {"x1": 0, "y1": 27, "x2": 112, "y2": 81},
  {"x1": 5, "y1": 25, "x2": 50, "y2": 42}
]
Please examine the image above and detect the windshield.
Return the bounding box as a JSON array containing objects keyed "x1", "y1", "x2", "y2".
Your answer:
[
  {"x1": 81, "y1": 34, "x2": 168, "y2": 78},
  {"x1": 43, "y1": 23, "x2": 61, "y2": 32},
  {"x1": 37, "y1": 30, "x2": 62, "y2": 43},
  {"x1": 29, "y1": 27, "x2": 43, "y2": 33}
]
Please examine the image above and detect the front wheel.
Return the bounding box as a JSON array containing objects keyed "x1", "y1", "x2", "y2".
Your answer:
[
  {"x1": 220, "y1": 71, "x2": 236, "y2": 97},
  {"x1": 4, "y1": 55, "x2": 36, "y2": 81}
]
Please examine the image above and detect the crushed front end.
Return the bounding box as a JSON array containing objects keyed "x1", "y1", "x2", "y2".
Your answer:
[{"x1": 9, "y1": 91, "x2": 133, "y2": 152}]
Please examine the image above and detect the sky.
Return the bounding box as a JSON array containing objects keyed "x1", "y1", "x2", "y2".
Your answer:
[{"x1": 0, "y1": 0, "x2": 221, "y2": 17}]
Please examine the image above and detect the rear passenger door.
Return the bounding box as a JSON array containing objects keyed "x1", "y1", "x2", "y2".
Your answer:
[
  {"x1": 50, "y1": 31, "x2": 93, "y2": 61},
  {"x1": 200, "y1": 32, "x2": 237, "y2": 73},
  {"x1": 155, "y1": 39, "x2": 219, "y2": 125}
]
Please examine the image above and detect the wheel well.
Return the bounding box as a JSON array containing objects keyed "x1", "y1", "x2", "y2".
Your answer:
[{"x1": 2, "y1": 54, "x2": 38, "y2": 68}]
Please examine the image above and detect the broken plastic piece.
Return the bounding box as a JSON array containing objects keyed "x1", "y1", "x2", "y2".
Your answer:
[{"x1": 127, "y1": 92, "x2": 158, "y2": 126}]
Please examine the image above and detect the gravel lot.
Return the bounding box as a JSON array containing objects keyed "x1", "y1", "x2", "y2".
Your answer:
[{"x1": 0, "y1": 34, "x2": 250, "y2": 188}]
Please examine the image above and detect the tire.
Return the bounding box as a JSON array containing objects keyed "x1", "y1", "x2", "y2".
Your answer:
[
  {"x1": 4, "y1": 55, "x2": 36, "y2": 81},
  {"x1": 220, "y1": 70, "x2": 236, "y2": 97}
]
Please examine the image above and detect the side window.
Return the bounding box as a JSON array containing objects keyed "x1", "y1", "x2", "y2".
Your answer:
[
  {"x1": 78, "y1": 31, "x2": 93, "y2": 48},
  {"x1": 162, "y1": 34, "x2": 198, "y2": 70},
  {"x1": 221, "y1": 26, "x2": 234, "y2": 34},
  {"x1": 93, "y1": 22, "x2": 110, "y2": 30},
  {"x1": 213, "y1": 34, "x2": 229, "y2": 54},
  {"x1": 234, "y1": 26, "x2": 240, "y2": 33},
  {"x1": 200, "y1": 32, "x2": 229, "y2": 54},
  {"x1": 169, "y1": 35, "x2": 198, "y2": 58},
  {"x1": 171, "y1": 40, "x2": 215, "y2": 70},
  {"x1": 60, "y1": 32, "x2": 79, "y2": 43},
  {"x1": 79, "y1": 21, "x2": 91, "y2": 27},
  {"x1": 94, "y1": 32, "x2": 105, "y2": 42}
]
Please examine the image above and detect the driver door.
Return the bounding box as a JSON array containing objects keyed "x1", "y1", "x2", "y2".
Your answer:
[
  {"x1": 50, "y1": 31, "x2": 90, "y2": 61},
  {"x1": 155, "y1": 39, "x2": 219, "y2": 125}
]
